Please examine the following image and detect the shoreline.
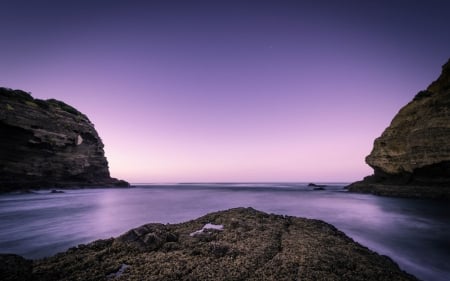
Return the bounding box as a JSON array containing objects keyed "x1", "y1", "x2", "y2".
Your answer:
[{"x1": 346, "y1": 181, "x2": 450, "y2": 200}]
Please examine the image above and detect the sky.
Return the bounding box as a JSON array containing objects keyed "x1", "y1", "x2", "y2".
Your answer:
[{"x1": 1, "y1": 0, "x2": 450, "y2": 183}]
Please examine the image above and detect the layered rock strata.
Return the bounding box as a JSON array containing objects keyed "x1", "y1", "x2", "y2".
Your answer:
[
  {"x1": 348, "y1": 59, "x2": 450, "y2": 199},
  {"x1": 0, "y1": 88, "x2": 128, "y2": 191},
  {"x1": 2, "y1": 208, "x2": 418, "y2": 280}
]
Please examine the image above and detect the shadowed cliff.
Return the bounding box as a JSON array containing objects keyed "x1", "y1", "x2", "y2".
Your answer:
[
  {"x1": 348, "y1": 58, "x2": 450, "y2": 199},
  {"x1": 0, "y1": 88, "x2": 128, "y2": 191}
]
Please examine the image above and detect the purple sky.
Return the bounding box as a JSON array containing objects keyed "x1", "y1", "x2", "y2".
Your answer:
[{"x1": 1, "y1": 0, "x2": 450, "y2": 183}]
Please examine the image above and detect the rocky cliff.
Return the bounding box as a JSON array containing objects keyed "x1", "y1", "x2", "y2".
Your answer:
[
  {"x1": 0, "y1": 88, "x2": 128, "y2": 191},
  {"x1": 1, "y1": 208, "x2": 418, "y2": 281},
  {"x1": 348, "y1": 58, "x2": 450, "y2": 199}
]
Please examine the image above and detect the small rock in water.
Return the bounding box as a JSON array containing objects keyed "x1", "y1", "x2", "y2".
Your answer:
[
  {"x1": 308, "y1": 183, "x2": 326, "y2": 188},
  {"x1": 50, "y1": 190, "x2": 65, "y2": 194}
]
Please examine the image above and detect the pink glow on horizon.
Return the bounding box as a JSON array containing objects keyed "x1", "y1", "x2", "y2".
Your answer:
[{"x1": 102, "y1": 127, "x2": 374, "y2": 183}]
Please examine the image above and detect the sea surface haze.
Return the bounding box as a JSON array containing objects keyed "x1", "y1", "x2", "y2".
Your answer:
[{"x1": 0, "y1": 183, "x2": 449, "y2": 281}]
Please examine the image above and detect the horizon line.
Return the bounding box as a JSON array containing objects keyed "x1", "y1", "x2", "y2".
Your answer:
[{"x1": 130, "y1": 181, "x2": 352, "y2": 185}]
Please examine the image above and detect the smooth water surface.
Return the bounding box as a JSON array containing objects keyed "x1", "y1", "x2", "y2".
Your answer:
[{"x1": 0, "y1": 183, "x2": 449, "y2": 281}]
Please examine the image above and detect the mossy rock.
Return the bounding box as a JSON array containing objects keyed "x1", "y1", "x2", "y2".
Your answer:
[
  {"x1": 30, "y1": 208, "x2": 419, "y2": 281},
  {"x1": 47, "y1": 99, "x2": 81, "y2": 115},
  {"x1": 25, "y1": 100, "x2": 38, "y2": 108}
]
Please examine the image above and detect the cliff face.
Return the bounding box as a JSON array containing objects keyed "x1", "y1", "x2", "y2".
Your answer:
[
  {"x1": 0, "y1": 88, "x2": 128, "y2": 191},
  {"x1": 348, "y1": 59, "x2": 450, "y2": 198}
]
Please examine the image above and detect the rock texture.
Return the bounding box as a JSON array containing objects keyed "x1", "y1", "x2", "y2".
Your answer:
[
  {"x1": 0, "y1": 88, "x2": 128, "y2": 191},
  {"x1": 348, "y1": 59, "x2": 450, "y2": 199},
  {"x1": 0, "y1": 254, "x2": 32, "y2": 281},
  {"x1": 28, "y1": 208, "x2": 418, "y2": 281}
]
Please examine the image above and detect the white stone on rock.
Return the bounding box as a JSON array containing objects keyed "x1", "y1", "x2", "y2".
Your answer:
[
  {"x1": 190, "y1": 223, "x2": 224, "y2": 237},
  {"x1": 76, "y1": 135, "x2": 83, "y2": 145}
]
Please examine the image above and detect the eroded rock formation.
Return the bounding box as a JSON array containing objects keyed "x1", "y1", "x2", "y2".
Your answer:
[
  {"x1": 27, "y1": 208, "x2": 417, "y2": 280},
  {"x1": 0, "y1": 88, "x2": 128, "y2": 191},
  {"x1": 348, "y1": 59, "x2": 450, "y2": 198}
]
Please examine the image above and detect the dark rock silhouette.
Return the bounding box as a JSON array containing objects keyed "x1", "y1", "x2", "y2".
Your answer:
[
  {"x1": 29, "y1": 208, "x2": 417, "y2": 280},
  {"x1": 0, "y1": 88, "x2": 129, "y2": 191},
  {"x1": 308, "y1": 183, "x2": 326, "y2": 189},
  {"x1": 0, "y1": 254, "x2": 32, "y2": 281},
  {"x1": 348, "y1": 59, "x2": 450, "y2": 199}
]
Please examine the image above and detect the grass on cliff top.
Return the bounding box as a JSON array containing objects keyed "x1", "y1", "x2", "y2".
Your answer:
[
  {"x1": 1, "y1": 87, "x2": 82, "y2": 116},
  {"x1": 47, "y1": 99, "x2": 81, "y2": 116}
]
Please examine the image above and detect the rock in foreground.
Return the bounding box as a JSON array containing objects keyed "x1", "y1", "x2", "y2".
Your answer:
[
  {"x1": 348, "y1": 58, "x2": 450, "y2": 199},
  {"x1": 0, "y1": 88, "x2": 128, "y2": 191},
  {"x1": 30, "y1": 208, "x2": 417, "y2": 281},
  {"x1": 0, "y1": 254, "x2": 32, "y2": 281}
]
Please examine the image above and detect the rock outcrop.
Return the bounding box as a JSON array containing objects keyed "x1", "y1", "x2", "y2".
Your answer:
[
  {"x1": 0, "y1": 88, "x2": 128, "y2": 191},
  {"x1": 348, "y1": 58, "x2": 450, "y2": 199},
  {"x1": 26, "y1": 208, "x2": 417, "y2": 280}
]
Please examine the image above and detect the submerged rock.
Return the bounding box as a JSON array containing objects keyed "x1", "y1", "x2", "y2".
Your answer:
[
  {"x1": 30, "y1": 208, "x2": 418, "y2": 281},
  {"x1": 0, "y1": 88, "x2": 129, "y2": 191},
  {"x1": 348, "y1": 59, "x2": 450, "y2": 199}
]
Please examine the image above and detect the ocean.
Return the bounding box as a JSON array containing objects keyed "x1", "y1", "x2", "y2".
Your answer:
[{"x1": 0, "y1": 183, "x2": 449, "y2": 281}]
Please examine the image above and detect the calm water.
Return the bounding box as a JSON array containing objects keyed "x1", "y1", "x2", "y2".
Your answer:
[{"x1": 0, "y1": 183, "x2": 449, "y2": 281}]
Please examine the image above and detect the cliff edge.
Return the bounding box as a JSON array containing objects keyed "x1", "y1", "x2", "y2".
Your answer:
[
  {"x1": 348, "y1": 59, "x2": 450, "y2": 199},
  {"x1": 0, "y1": 88, "x2": 128, "y2": 191}
]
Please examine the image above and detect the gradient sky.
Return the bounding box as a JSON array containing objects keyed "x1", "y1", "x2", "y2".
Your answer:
[{"x1": 1, "y1": 0, "x2": 450, "y2": 183}]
